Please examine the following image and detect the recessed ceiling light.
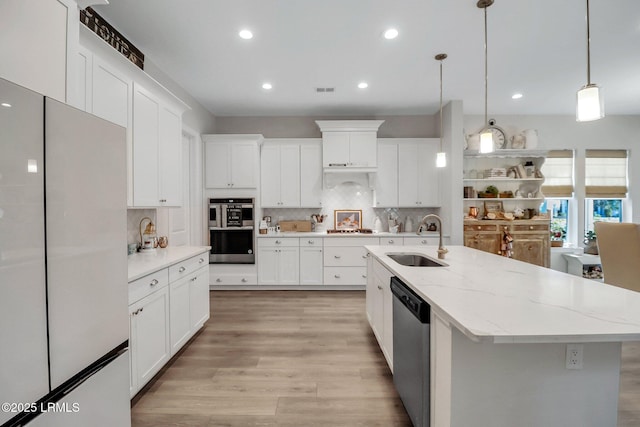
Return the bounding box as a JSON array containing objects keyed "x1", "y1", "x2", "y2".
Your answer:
[
  {"x1": 1, "y1": 102, "x2": 11, "y2": 107},
  {"x1": 358, "y1": 82, "x2": 369, "y2": 89},
  {"x1": 239, "y1": 29, "x2": 253, "y2": 40},
  {"x1": 262, "y1": 82, "x2": 273, "y2": 90},
  {"x1": 383, "y1": 28, "x2": 399, "y2": 39},
  {"x1": 512, "y1": 93, "x2": 523, "y2": 100}
]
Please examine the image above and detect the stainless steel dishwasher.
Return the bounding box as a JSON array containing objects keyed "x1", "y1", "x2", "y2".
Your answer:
[{"x1": 391, "y1": 276, "x2": 430, "y2": 427}]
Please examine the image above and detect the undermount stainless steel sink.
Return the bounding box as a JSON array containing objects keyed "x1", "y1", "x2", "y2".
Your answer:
[{"x1": 387, "y1": 253, "x2": 448, "y2": 267}]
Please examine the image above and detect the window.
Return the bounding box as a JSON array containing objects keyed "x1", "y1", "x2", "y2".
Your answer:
[
  {"x1": 541, "y1": 150, "x2": 574, "y2": 243},
  {"x1": 544, "y1": 199, "x2": 569, "y2": 241},
  {"x1": 584, "y1": 150, "x2": 627, "y2": 235},
  {"x1": 585, "y1": 199, "x2": 623, "y2": 233}
]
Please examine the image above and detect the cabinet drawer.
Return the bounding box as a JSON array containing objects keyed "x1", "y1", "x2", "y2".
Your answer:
[
  {"x1": 129, "y1": 269, "x2": 169, "y2": 305},
  {"x1": 379, "y1": 237, "x2": 404, "y2": 246},
  {"x1": 300, "y1": 237, "x2": 323, "y2": 247},
  {"x1": 324, "y1": 246, "x2": 369, "y2": 266},
  {"x1": 257, "y1": 238, "x2": 299, "y2": 248},
  {"x1": 464, "y1": 224, "x2": 499, "y2": 231},
  {"x1": 324, "y1": 267, "x2": 368, "y2": 285},
  {"x1": 511, "y1": 224, "x2": 549, "y2": 232},
  {"x1": 211, "y1": 273, "x2": 257, "y2": 286},
  {"x1": 403, "y1": 236, "x2": 438, "y2": 246},
  {"x1": 323, "y1": 237, "x2": 378, "y2": 247},
  {"x1": 168, "y1": 253, "x2": 208, "y2": 282}
]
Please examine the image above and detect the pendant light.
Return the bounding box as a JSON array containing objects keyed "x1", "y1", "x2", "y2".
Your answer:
[
  {"x1": 435, "y1": 53, "x2": 447, "y2": 168},
  {"x1": 576, "y1": 0, "x2": 604, "y2": 122},
  {"x1": 478, "y1": 0, "x2": 494, "y2": 153}
]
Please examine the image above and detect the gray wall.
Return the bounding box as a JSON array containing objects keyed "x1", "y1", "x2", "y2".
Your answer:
[{"x1": 215, "y1": 115, "x2": 438, "y2": 138}]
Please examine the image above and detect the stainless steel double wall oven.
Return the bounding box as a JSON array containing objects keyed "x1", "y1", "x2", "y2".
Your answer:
[{"x1": 208, "y1": 198, "x2": 254, "y2": 263}]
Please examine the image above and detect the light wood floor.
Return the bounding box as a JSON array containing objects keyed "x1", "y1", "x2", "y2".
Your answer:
[{"x1": 132, "y1": 290, "x2": 640, "y2": 427}]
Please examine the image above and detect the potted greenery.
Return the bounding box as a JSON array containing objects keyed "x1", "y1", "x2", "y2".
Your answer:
[{"x1": 584, "y1": 230, "x2": 598, "y2": 255}]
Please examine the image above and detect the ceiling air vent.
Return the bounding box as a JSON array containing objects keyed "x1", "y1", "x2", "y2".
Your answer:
[{"x1": 316, "y1": 87, "x2": 335, "y2": 93}]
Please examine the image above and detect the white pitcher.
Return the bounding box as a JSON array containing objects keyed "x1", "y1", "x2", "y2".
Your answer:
[{"x1": 523, "y1": 129, "x2": 538, "y2": 149}]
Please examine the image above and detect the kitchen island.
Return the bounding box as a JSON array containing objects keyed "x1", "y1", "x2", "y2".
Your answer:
[{"x1": 366, "y1": 245, "x2": 640, "y2": 427}]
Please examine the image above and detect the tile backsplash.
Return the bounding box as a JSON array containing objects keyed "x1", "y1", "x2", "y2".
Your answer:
[
  {"x1": 127, "y1": 209, "x2": 156, "y2": 245},
  {"x1": 262, "y1": 181, "x2": 439, "y2": 232}
]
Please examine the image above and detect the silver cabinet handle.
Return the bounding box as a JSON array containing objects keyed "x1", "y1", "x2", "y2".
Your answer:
[
  {"x1": 334, "y1": 255, "x2": 341, "y2": 259},
  {"x1": 199, "y1": 258, "x2": 205, "y2": 263},
  {"x1": 139, "y1": 307, "x2": 144, "y2": 313},
  {"x1": 334, "y1": 274, "x2": 341, "y2": 279},
  {"x1": 241, "y1": 278, "x2": 248, "y2": 283},
  {"x1": 421, "y1": 240, "x2": 427, "y2": 244},
  {"x1": 275, "y1": 240, "x2": 281, "y2": 244},
  {"x1": 216, "y1": 278, "x2": 222, "y2": 283},
  {"x1": 388, "y1": 240, "x2": 394, "y2": 244},
  {"x1": 308, "y1": 240, "x2": 314, "y2": 244},
  {"x1": 150, "y1": 279, "x2": 158, "y2": 286},
  {"x1": 179, "y1": 266, "x2": 186, "y2": 272},
  {"x1": 362, "y1": 274, "x2": 367, "y2": 278},
  {"x1": 377, "y1": 285, "x2": 382, "y2": 290},
  {"x1": 190, "y1": 277, "x2": 197, "y2": 282}
]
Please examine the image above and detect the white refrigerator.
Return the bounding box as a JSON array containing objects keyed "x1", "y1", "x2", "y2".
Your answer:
[{"x1": 0, "y1": 78, "x2": 130, "y2": 426}]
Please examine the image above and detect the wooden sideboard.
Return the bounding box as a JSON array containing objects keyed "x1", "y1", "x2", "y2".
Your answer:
[{"x1": 464, "y1": 219, "x2": 550, "y2": 267}]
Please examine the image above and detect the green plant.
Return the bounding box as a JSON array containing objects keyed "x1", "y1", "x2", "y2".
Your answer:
[
  {"x1": 584, "y1": 230, "x2": 596, "y2": 240},
  {"x1": 485, "y1": 185, "x2": 499, "y2": 195}
]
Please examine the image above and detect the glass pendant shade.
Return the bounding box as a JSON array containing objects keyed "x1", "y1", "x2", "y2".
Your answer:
[
  {"x1": 479, "y1": 131, "x2": 494, "y2": 153},
  {"x1": 576, "y1": 84, "x2": 604, "y2": 122},
  {"x1": 436, "y1": 151, "x2": 447, "y2": 168}
]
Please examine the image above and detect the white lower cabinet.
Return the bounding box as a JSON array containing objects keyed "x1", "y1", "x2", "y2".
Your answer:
[
  {"x1": 300, "y1": 238, "x2": 323, "y2": 285},
  {"x1": 129, "y1": 252, "x2": 210, "y2": 397},
  {"x1": 366, "y1": 257, "x2": 394, "y2": 370},
  {"x1": 129, "y1": 284, "x2": 170, "y2": 397},
  {"x1": 258, "y1": 238, "x2": 300, "y2": 285},
  {"x1": 323, "y1": 237, "x2": 377, "y2": 286}
]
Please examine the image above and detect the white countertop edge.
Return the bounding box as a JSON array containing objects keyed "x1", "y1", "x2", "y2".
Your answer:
[
  {"x1": 258, "y1": 231, "x2": 447, "y2": 238},
  {"x1": 128, "y1": 246, "x2": 210, "y2": 282},
  {"x1": 366, "y1": 245, "x2": 640, "y2": 344}
]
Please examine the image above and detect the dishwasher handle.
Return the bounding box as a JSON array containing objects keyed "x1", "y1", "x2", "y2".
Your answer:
[{"x1": 390, "y1": 276, "x2": 430, "y2": 323}]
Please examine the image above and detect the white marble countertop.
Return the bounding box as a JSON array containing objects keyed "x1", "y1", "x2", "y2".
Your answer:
[
  {"x1": 128, "y1": 246, "x2": 210, "y2": 282},
  {"x1": 366, "y1": 245, "x2": 640, "y2": 344},
  {"x1": 257, "y1": 231, "x2": 446, "y2": 238}
]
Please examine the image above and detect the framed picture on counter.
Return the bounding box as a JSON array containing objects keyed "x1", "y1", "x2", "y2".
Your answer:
[
  {"x1": 334, "y1": 210, "x2": 362, "y2": 230},
  {"x1": 483, "y1": 200, "x2": 504, "y2": 214}
]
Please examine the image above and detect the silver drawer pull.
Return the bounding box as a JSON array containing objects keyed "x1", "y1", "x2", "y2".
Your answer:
[
  {"x1": 334, "y1": 274, "x2": 341, "y2": 279},
  {"x1": 139, "y1": 307, "x2": 144, "y2": 313},
  {"x1": 275, "y1": 240, "x2": 281, "y2": 244},
  {"x1": 241, "y1": 278, "x2": 248, "y2": 283},
  {"x1": 308, "y1": 240, "x2": 314, "y2": 244},
  {"x1": 179, "y1": 266, "x2": 186, "y2": 272},
  {"x1": 199, "y1": 258, "x2": 205, "y2": 263},
  {"x1": 150, "y1": 279, "x2": 158, "y2": 286},
  {"x1": 421, "y1": 240, "x2": 427, "y2": 244},
  {"x1": 388, "y1": 240, "x2": 394, "y2": 244},
  {"x1": 377, "y1": 285, "x2": 382, "y2": 290},
  {"x1": 362, "y1": 274, "x2": 367, "y2": 278},
  {"x1": 334, "y1": 255, "x2": 341, "y2": 259},
  {"x1": 216, "y1": 278, "x2": 222, "y2": 283},
  {"x1": 362, "y1": 254, "x2": 368, "y2": 259},
  {"x1": 191, "y1": 277, "x2": 197, "y2": 282}
]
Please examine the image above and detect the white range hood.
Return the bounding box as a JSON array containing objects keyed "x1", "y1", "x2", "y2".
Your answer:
[{"x1": 316, "y1": 120, "x2": 384, "y2": 189}]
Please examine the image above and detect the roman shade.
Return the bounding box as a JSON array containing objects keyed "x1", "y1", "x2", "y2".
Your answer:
[
  {"x1": 585, "y1": 149, "x2": 628, "y2": 197},
  {"x1": 541, "y1": 150, "x2": 574, "y2": 197}
]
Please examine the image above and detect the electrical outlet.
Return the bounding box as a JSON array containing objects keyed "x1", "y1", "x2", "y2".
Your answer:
[{"x1": 566, "y1": 344, "x2": 584, "y2": 369}]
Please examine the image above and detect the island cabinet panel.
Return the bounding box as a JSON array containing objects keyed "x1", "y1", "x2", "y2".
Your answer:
[
  {"x1": 463, "y1": 220, "x2": 550, "y2": 267},
  {"x1": 365, "y1": 257, "x2": 393, "y2": 370}
]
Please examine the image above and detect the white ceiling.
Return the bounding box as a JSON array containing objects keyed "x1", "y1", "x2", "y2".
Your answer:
[{"x1": 94, "y1": 0, "x2": 640, "y2": 117}]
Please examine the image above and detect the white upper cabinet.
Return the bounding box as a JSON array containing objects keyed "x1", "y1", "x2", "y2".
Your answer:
[
  {"x1": 398, "y1": 139, "x2": 440, "y2": 207},
  {"x1": 299, "y1": 140, "x2": 323, "y2": 208},
  {"x1": 91, "y1": 55, "x2": 132, "y2": 128},
  {"x1": 374, "y1": 138, "x2": 440, "y2": 208},
  {"x1": 260, "y1": 142, "x2": 300, "y2": 207},
  {"x1": 77, "y1": 26, "x2": 189, "y2": 207},
  {"x1": 374, "y1": 141, "x2": 399, "y2": 207},
  {"x1": 316, "y1": 120, "x2": 384, "y2": 169},
  {"x1": 132, "y1": 83, "x2": 184, "y2": 207},
  {"x1": 203, "y1": 135, "x2": 261, "y2": 189}
]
